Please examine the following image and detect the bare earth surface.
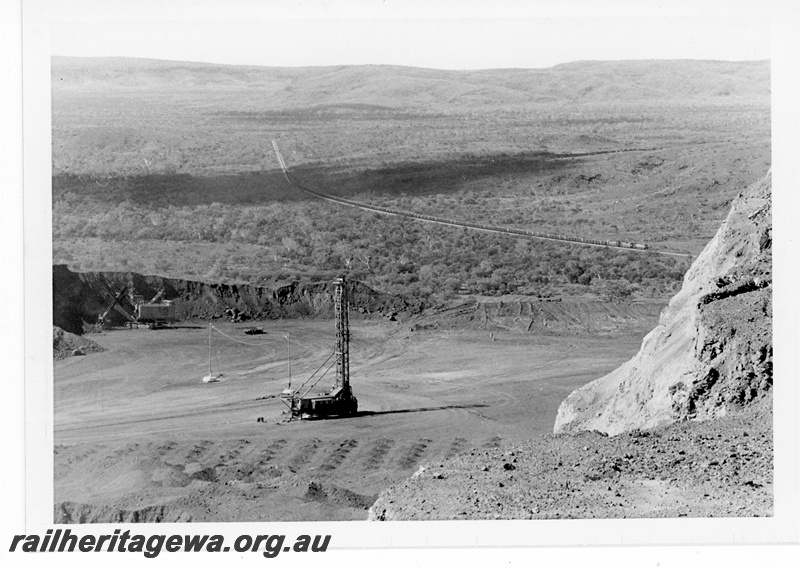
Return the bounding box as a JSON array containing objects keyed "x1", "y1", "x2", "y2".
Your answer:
[
  {"x1": 54, "y1": 317, "x2": 652, "y2": 522},
  {"x1": 369, "y1": 400, "x2": 772, "y2": 520}
]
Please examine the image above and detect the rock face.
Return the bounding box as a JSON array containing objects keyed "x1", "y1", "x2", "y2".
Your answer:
[
  {"x1": 52, "y1": 265, "x2": 425, "y2": 335},
  {"x1": 554, "y1": 171, "x2": 772, "y2": 435}
]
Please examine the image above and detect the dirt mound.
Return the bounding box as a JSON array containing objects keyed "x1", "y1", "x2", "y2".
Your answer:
[
  {"x1": 55, "y1": 434, "x2": 388, "y2": 522},
  {"x1": 53, "y1": 326, "x2": 104, "y2": 359},
  {"x1": 305, "y1": 480, "x2": 376, "y2": 510},
  {"x1": 554, "y1": 171, "x2": 772, "y2": 435},
  {"x1": 369, "y1": 401, "x2": 772, "y2": 520},
  {"x1": 52, "y1": 265, "x2": 426, "y2": 335}
]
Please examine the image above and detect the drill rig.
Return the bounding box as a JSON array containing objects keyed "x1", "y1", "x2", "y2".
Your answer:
[{"x1": 280, "y1": 276, "x2": 358, "y2": 419}]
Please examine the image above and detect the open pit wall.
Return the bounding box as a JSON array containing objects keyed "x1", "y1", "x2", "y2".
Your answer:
[
  {"x1": 52, "y1": 265, "x2": 425, "y2": 336},
  {"x1": 554, "y1": 171, "x2": 772, "y2": 435}
]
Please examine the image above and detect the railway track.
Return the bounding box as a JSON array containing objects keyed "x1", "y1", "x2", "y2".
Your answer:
[{"x1": 271, "y1": 141, "x2": 691, "y2": 258}]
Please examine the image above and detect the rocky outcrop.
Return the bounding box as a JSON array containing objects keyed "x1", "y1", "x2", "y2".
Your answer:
[
  {"x1": 369, "y1": 403, "x2": 772, "y2": 520},
  {"x1": 52, "y1": 265, "x2": 426, "y2": 335},
  {"x1": 554, "y1": 171, "x2": 772, "y2": 435},
  {"x1": 53, "y1": 326, "x2": 105, "y2": 359}
]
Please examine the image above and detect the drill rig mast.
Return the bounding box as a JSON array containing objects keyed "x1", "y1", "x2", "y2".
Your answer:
[
  {"x1": 280, "y1": 276, "x2": 358, "y2": 419},
  {"x1": 334, "y1": 276, "x2": 350, "y2": 392}
]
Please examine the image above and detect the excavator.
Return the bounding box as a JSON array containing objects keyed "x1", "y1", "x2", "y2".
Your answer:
[{"x1": 98, "y1": 282, "x2": 176, "y2": 329}]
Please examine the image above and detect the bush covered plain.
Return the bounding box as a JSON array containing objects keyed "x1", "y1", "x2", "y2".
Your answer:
[{"x1": 51, "y1": 58, "x2": 770, "y2": 303}]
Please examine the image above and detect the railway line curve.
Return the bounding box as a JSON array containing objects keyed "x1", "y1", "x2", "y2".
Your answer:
[{"x1": 271, "y1": 141, "x2": 690, "y2": 258}]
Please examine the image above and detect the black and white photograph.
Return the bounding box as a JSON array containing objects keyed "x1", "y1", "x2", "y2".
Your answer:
[{"x1": 3, "y1": 0, "x2": 799, "y2": 565}]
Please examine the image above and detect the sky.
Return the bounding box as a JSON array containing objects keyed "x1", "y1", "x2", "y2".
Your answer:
[{"x1": 45, "y1": 0, "x2": 773, "y2": 69}]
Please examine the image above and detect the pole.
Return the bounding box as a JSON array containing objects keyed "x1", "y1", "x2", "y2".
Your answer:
[{"x1": 286, "y1": 335, "x2": 291, "y2": 390}]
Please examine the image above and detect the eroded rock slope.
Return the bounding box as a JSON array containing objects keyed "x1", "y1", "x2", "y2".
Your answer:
[
  {"x1": 554, "y1": 172, "x2": 772, "y2": 435},
  {"x1": 52, "y1": 265, "x2": 425, "y2": 335},
  {"x1": 369, "y1": 171, "x2": 773, "y2": 521}
]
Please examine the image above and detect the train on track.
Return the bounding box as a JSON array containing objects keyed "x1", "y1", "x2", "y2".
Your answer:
[{"x1": 281, "y1": 170, "x2": 649, "y2": 252}]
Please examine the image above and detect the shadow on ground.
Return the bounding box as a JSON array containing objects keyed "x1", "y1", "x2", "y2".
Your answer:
[{"x1": 297, "y1": 404, "x2": 491, "y2": 421}]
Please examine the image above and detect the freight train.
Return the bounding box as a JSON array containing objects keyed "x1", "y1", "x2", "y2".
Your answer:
[{"x1": 282, "y1": 170, "x2": 649, "y2": 252}]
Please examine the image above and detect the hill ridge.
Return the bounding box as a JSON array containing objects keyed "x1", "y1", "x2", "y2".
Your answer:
[{"x1": 52, "y1": 56, "x2": 770, "y2": 108}]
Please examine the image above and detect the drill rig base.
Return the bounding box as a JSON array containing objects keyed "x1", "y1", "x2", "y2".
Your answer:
[
  {"x1": 279, "y1": 276, "x2": 358, "y2": 421},
  {"x1": 289, "y1": 386, "x2": 358, "y2": 420}
]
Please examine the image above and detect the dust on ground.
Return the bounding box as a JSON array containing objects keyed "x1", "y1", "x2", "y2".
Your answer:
[
  {"x1": 370, "y1": 398, "x2": 772, "y2": 520},
  {"x1": 54, "y1": 316, "x2": 653, "y2": 522}
]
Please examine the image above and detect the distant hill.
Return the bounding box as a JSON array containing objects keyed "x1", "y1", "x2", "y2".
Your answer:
[{"x1": 52, "y1": 57, "x2": 770, "y2": 111}]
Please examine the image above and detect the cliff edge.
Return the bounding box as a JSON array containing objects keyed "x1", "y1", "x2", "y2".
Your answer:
[{"x1": 554, "y1": 172, "x2": 772, "y2": 435}]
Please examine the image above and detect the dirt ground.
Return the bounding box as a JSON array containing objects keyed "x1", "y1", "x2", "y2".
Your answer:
[
  {"x1": 369, "y1": 399, "x2": 772, "y2": 520},
  {"x1": 54, "y1": 318, "x2": 650, "y2": 522}
]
